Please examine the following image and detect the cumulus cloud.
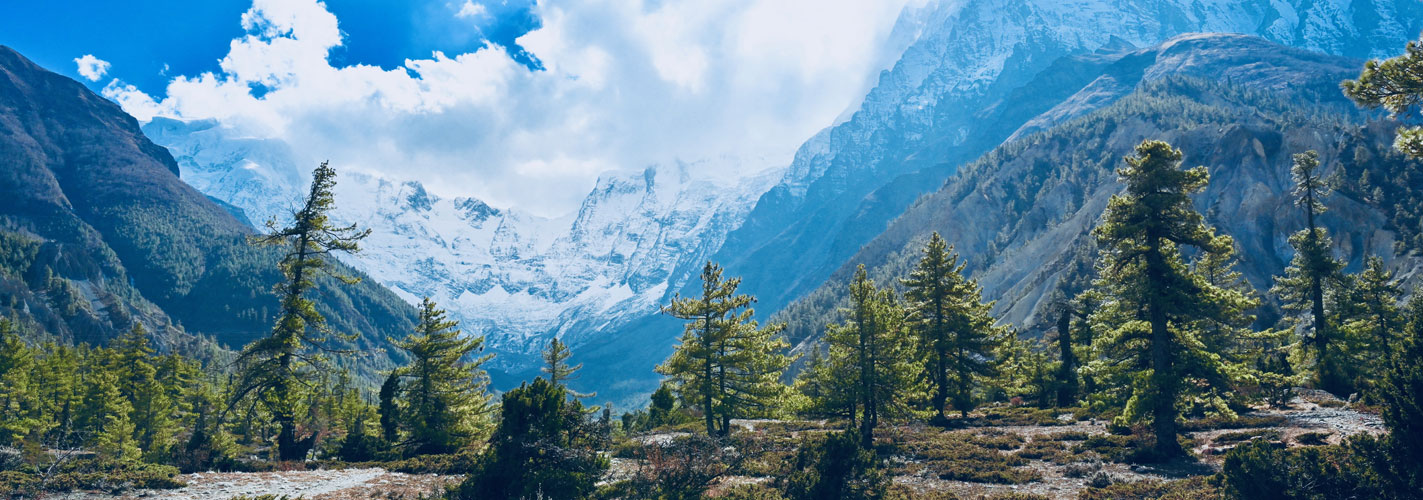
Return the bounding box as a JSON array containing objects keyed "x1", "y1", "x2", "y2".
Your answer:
[
  {"x1": 74, "y1": 54, "x2": 110, "y2": 81},
  {"x1": 104, "y1": 0, "x2": 919, "y2": 216},
  {"x1": 455, "y1": 1, "x2": 488, "y2": 20}
]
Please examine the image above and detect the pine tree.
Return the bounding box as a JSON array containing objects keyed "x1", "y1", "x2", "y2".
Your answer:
[
  {"x1": 795, "y1": 342, "x2": 857, "y2": 419},
  {"x1": 1187, "y1": 235, "x2": 1286, "y2": 413},
  {"x1": 110, "y1": 323, "x2": 177, "y2": 461},
  {"x1": 1091, "y1": 140, "x2": 1239, "y2": 457},
  {"x1": 35, "y1": 341, "x2": 80, "y2": 446},
  {"x1": 542, "y1": 337, "x2": 593, "y2": 398},
  {"x1": 229, "y1": 161, "x2": 371, "y2": 461},
  {"x1": 456, "y1": 378, "x2": 608, "y2": 500},
  {"x1": 0, "y1": 320, "x2": 41, "y2": 446},
  {"x1": 657, "y1": 261, "x2": 793, "y2": 437},
  {"x1": 1372, "y1": 291, "x2": 1423, "y2": 492},
  {"x1": 1271, "y1": 151, "x2": 1348, "y2": 395},
  {"x1": 1348, "y1": 256, "x2": 1403, "y2": 361},
  {"x1": 807, "y1": 265, "x2": 919, "y2": 447},
  {"x1": 899, "y1": 233, "x2": 979, "y2": 421},
  {"x1": 78, "y1": 365, "x2": 140, "y2": 461},
  {"x1": 1344, "y1": 34, "x2": 1423, "y2": 159},
  {"x1": 1053, "y1": 307, "x2": 1080, "y2": 407},
  {"x1": 1190, "y1": 236, "x2": 1261, "y2": 357},
  {"x1": 378, "y1": 370, "x2": 401, "y2": 444},
  {"x1": 393, "y1": 297, "x2": 493, "y2": 455}
]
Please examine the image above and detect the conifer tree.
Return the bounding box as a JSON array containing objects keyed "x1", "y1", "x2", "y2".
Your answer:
[
  {"x1": 110, "y1": 323, "x2": 177, "y2": 461},
  {"x1": 393, "y1": 297, "x2": 494, "y2": 455},
  {"x1": 1373, "y1": 291, "x2": 1423, "y2": 492},
  {"x1": 1185, "y1": 235, "x2": 1279, "y2": 414},
  {"x1": 1091, "y1": 140, "x2": 1239, "y2": 457},
  {"x1": 809, "y1": 266, "x2": 918, "y2": 447},
  {"x1": 902, "y1": 232, "x2": 996, "y2": 421},
  {"x1": 1344, "y1": 35, "x2": 1423, "y2": 159},
  {"x1": 903, "y1": 232, "x2": 955, "y2": 421},
  {"x1": 1053, "y1": 307, "x2": 1080, "y2": 407},
  {"x1": 658, "y1": 261, "x2": 793, "y2": 437},
  {"x1": 457, "y1": 378, "x2": 608, "y2": 500},
  {"x1": 1347, "y1": 256, "x2": 1403, "y2": 361},
  {"x1": 378, "y1": 370, "x2": 401, "y2": 444},
  {"x1": 229, "y1": 161, "x2": 371, "y2": 461},
  {"x1": 1271, "y1": 151, "x2": 1348, "y2": 395},
  {"x1": 78, "y1": 365, "x2": 140, "y2": 461},
  {"x1": 795, "y1": 342, "x2": 857, "y2": 419},
  {"x1": 0, "y1": 320, "x2": 41, "y2": 446},
  {"x1": 35, "y1": 341, "x2": 80, "y2": 445},
  {"x1": 543, "y1": 337, "x2": 593, "y2": 398}
]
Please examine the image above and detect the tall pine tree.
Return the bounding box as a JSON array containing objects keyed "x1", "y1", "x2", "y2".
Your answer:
[
  {"x1": 1271, "y1": 151, "x2": 1348, "y2": 395},
  {"x1": 807, "y1": 265, "x2": 919, "y2": 447},
  {"x1": 229, "y1": 161, "x2": 371, "y2": 461},
  {"x1": 658, "y1": 261, "x2": 793, "y2": 437},
  {"x1": 393, "y1": 297, "x2": 494, "y2": 455},
  {"x1": 1091, "y1": 140, "x2": 1238, "y2": 457},
  {"x1": 110, "y1": 323, "x2": 177, "y2": 462}
]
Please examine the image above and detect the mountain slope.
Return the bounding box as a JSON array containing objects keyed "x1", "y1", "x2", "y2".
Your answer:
[
  {"x1": 0, "y1": 46, "x2": 416, "y2": 373},
  {"x1": 141, "y1": 118, "x2": 781, "y2": 392},
  {"x1": 711, "y1": 0, "x2": 1423, "y2": 325},
  {"x1": 777, "y1": 34, "x2": 1423, "y2": 353}
]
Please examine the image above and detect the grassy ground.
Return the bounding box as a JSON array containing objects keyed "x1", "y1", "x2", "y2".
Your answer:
[{"x1": 17, "y1": 391, "x2": 1384, "y2": 499}]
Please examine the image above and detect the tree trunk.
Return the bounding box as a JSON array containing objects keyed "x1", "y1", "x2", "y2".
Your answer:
[
  {"x1": 1146, "y1": 246, "x2": 1182, "y2": 458},
  {"x1": 702, "y1": 312, "x2": 716, "y2": 436},
  {"x1": 933, "y1": 318, "x2": 949, "y2": 422},
  {"x1": 1056, "y1": 310, "x2": 1078, "y2": 407}
]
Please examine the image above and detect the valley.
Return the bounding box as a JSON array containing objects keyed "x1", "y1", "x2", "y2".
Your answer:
[{"x1": 2, "y1": 0, "x2": 1423, "y2": 499}]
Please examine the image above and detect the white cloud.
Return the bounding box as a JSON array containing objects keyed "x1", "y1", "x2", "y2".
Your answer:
[
  {"x1": 74, "y1": 54, "x2": 110, "y2": 81},
  {"x1": 455, "y1": 1, "x2": 488, "y2": 19},
  {"x1": 104, "y1": 0, "x2": 917, "y2": 216}
]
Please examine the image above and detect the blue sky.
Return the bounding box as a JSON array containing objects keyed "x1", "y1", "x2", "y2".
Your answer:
[
  {"x1": 2, "y1": 0, "x2": 915, "y2": 215},
  {"x1": 1, "y1": 0, "x2": 540, "y2": 95}
]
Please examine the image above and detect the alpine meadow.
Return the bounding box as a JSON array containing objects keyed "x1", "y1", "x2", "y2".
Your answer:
[{"x1": 6, "y1": 0, "x2": 1423, "y2": 499}]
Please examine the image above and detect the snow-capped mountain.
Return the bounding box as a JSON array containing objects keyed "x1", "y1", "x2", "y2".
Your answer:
[
  {"x1": 139, "y1": 0, "x2": 1423, "y2": 406},
  {"x1": 144, "y1": 117, "x2": 781, "y2": 365},
  {"x1": 710, "y1": 0, "x2": 1423, "y2": 322}
]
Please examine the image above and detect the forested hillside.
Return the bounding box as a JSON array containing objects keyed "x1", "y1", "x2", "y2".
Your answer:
[
  {"x1": 777, "y1": 33, "x2": 1423, "y2": 350},
  {"x1": 0, "y1": 46, "x2": 416, "y2": 374}
]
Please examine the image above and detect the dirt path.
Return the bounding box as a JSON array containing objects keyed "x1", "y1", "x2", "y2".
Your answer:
[{"x1": 53, "y1": 468, "x2": 459, "y2": 500}]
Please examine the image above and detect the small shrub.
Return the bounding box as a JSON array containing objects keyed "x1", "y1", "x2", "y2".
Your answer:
[
  {"x1": 988, "y1": 493, "x2": 1049, "y2": 500},
  {"x1": 1086, "y1": 471, "x2": 1115, "y2": 488},
  {"x1": 893, "y1": 430, "x2": 1039, "y2": 484},
  {"x1": 1062, "y1": 459, "x2": 1102, "y2": 478},
  {"x1": 1077, "y1": 476, "x2": 1219, "y2": 500},
  {"x1": 1293, "y1": 432, "x2": 1331, "y2": 446},
  {"x1": 1045, "y1": 431, "x2": 1091, "y2": 441},
  {"x1": 784, "y1": 431, "x2": 897, "y2": 499},
  {"x1": 1219, "y1": 439, "x2": 1378, "y2": 500},
  {"x1": 718, "y1": 482, "x2": 788, "y2": 500},
  {"x1": 976, "y1": 406, "x2": 1065, "y2": 427},
  {"x1": 970, "y1": 430, "x2": 1026, "y2": 450},
  {"x1": 1180, "y1": 415, "x2": 1286, "y2": 432},
  {"x1": 1213, "y1": 430, "x2": 1280, "y2": 444},
  {"x1": 1014, "y1": 440, "x2": 1065, "y2": 460},
  {"x1": 378, "y1": 450, "x2": 481, "y2": 474}
]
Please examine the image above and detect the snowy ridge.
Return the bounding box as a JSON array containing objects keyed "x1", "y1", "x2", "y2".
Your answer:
[{"x1": 145, "y1": 118, "x2": 782, "y2": 357}]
